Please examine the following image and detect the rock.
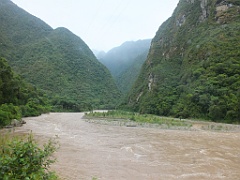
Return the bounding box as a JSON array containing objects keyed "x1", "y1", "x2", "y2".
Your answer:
[
  {"x1": 11, "y1": 119, "x2": 20, "y2": 126},
  {"x1": 176, "y1": 14, "x2": 186, "y2": 27},
  {"x1": 21, "y1": 120, "x2": 26, "y2": 124},
  {"x1": 5, "y1": 125, "x2": 13, "y2": 128},
  {"x1": 186, "y1": 0, "x2": 195, "y2": 4},
  {"x1": 200, "y1": 0, "x2": 209, "y2": 22},
  {"x1": 126, "y1": 125, "x2": 137, "y2": 127},
  {"x1": 148, "y1": 73, "x2": 154, "y2": 91},
  {"x1": 9, "y1": 119, "x2": 26, "y2": 127}
]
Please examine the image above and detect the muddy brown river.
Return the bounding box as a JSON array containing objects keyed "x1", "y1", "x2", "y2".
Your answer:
[{"x1": 14, "y1": 113, "x2": 240, "y2": 180}]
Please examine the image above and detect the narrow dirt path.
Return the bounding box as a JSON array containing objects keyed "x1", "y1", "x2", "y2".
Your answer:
[{"x1": 14, "y1": 113, "x2": 240, "y2": 180}]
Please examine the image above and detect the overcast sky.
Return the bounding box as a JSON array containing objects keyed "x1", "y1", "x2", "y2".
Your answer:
[{"x1": 11, "y1": 0, "x2": 179, "y2": 52}]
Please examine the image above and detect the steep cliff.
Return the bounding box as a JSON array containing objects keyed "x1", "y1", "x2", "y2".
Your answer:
[{"x1": 126, "y1": 0, "x2": 240, "y2": 122}]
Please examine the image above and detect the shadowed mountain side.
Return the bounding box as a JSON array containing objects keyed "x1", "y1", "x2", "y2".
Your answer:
[
  {"x1": 98, "y1": 39, "x2": 151, "y2": 94},
  {"x1": 116, "y1": 50, "x2": 149, "y2": 94}
]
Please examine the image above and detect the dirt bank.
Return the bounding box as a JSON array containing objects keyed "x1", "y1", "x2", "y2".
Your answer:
[{"x1": 14, "y1": 113, "x2": 240, "y2": 180}]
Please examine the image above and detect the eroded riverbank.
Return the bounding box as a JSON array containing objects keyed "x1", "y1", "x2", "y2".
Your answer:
[{"x1": 13, "y1": 113, "x2": 240, "y2": 180}]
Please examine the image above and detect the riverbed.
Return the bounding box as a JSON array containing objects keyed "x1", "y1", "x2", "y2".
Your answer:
[{"x1": 14, "y1": 113, "x2": 240, "y2": 180}]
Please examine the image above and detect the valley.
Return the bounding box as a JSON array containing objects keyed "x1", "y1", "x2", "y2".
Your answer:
[{"x1": 0, "y1": 0, "x2": 240, "y2": 179}]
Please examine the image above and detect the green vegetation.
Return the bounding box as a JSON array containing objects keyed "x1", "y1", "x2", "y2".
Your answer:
[
  {"x1": 0, "y1": 133, "x2": 58, "y2": 180},
  {"x1": 116, "y1": 51, "x2": 149, "y2": 95},
  {"x1": 1, "y1": 0, "x2": 239, "y2": 125},
  {"x1": 124, "y1": 0, "x2": 240, "y2": 123},
  {"x1": 0, "y1": 57, "x2": 51, "y2": 127},
  {"x1": 99, "y1": 40, "x2": 151, "y2": 95},
  {"x1": 86, "y1": 110, "x2": 191, "y2": 128},
  {"x1": 0, "y1": 0, "x2": 120, "y2": 112}
]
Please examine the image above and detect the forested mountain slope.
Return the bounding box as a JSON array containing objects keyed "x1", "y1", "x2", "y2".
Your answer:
[
  {"x1": 0, "y1": 0, "x2": 120, "y2": 110},
  {"x1": 125, "y1": 0, "x2": 240, "y2": 123},
  {"x1": 0, "y1": 57, "x2": 51, "y2": 126},
  {"x1": 99, "y1": 39, "x2": 151, "y2": 94}
]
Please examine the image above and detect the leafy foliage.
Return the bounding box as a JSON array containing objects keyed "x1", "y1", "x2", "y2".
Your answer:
[
  {"x1": 0, "y1": 133, "x2": 58, "y2": 180},
  {"x1": 0, "y1": 104, "x2": 21, "y2": 126},
  {"x1": 0, "y1": 57, "x2": 51, "y2": 127},
  {"x1": 125, "y1": 0, "x2": 240, "y2": 123}
]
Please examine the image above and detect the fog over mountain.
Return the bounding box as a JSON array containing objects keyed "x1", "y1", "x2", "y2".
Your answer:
[{"x1": 98, "y1": 39, "x2": 151, "y2": 94}]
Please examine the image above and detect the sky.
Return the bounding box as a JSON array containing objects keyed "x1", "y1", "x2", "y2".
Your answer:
[{"x1": 11, "y1": 0, "x2": 179, "y2": 52}]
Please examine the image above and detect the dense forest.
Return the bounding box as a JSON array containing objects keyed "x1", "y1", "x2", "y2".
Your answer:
[
  {"x1": 0, "y1": 57, "x2": 50, "y2": 126},
  {"x1": 0, "y1": 0, "x2": 120, "y2": 115},
  {"x1": 124, "y1": 0, "x2": 240, "y2": 123}
]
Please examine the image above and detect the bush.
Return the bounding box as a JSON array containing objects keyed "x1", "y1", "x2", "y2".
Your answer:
[
  {"x1": 0, "y1": 104, "x2": 21, "y2": 127},
  {"x1": 0, "y1": 134, "x2": 59, "y2": 180}
]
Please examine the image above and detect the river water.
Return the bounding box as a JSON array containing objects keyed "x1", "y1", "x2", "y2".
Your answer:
[{"x1": 14, "y1": 113, "x2": 240, "y2": 180}]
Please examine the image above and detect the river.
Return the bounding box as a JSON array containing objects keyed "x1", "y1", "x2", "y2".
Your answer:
[{"x1": 14, "y1": 113, "x2": 240, "y2": 180}]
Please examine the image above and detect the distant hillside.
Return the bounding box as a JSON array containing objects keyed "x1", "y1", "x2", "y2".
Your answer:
[
  {"x1": 116, "y1": 51, "x2": 149, "y2": 94},
  {"x1": 99, "y1": 39, "x2": 151, "y2": 94},
  {"x1": 92, "y1": 50, "x2": 106, "y2": 60},
  {"x1": 125, "y1": 0, "x2": 240, "y2": 123},
  {"x1": 0, "y1": 0, "x2": 120, "y2": 110}
]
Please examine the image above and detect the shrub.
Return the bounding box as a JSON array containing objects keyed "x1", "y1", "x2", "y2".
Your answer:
[
  {"x1": 0, "y1": 134, "x2": 59, "y2": 180},
  {"x1": 0, "y1": 104, "x2": 21, "y2": 127}
]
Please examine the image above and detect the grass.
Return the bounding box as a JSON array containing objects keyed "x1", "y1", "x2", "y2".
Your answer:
[
  {"x1": 85, "y1": 110, "x2": 192, "y2": 128},
  {"x1": 85, "y1": 111, "x2": 240, "y2": 132},
  {"x1": 0, "y1": 129, "x2": 23, "y2": 147}
]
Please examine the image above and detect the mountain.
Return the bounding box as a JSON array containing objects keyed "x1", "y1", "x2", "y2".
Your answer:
[
  {"x1": 99, "y1": 39, "x2": 151, "y2": 94},
  {"x1": 0, "y1": 0, "x2": 120, "y2": 110},
  {"x1": 125, "y1": 0, "x2": 240, "y2": 123},
  {"x1": 92, "y1": 50, "x2": 106, "y2": 60},
  {"x1": 116, "y1": 51, "x2": 149, "y2": 94}
]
